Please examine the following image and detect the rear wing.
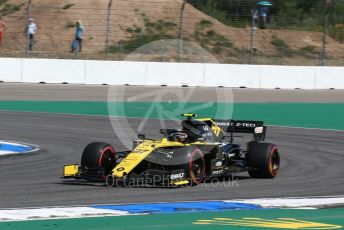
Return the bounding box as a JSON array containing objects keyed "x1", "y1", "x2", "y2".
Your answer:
[{"x1": 213, "y1": 119, "x2": 266, "y2": 141}]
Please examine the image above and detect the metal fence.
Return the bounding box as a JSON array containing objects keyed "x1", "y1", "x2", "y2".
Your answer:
[{"x1": 0, "y1": 0, "x2": 343, "y2": 66}]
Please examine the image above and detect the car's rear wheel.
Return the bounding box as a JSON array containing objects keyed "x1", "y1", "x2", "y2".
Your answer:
[
  {"x1": 246, "y1": 142, "x2": 280, "y2": 178},
  {"x1": 81, "y1": 142, "x2": 117, "y2": 179},
  {"x1": 187, "y1": 148, "x2": 206, "y2": 185}
]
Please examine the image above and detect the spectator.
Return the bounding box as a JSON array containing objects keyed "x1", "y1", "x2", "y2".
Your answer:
[
  {"x1": 251, "y1": 9, "x2": 259, "y2": 29},
  {"x1": 0, "y1": 16, "x2": 7, "y2": 47},
  {"x1": 75, "y1": 20, "x2": 84, "y2": 52},
  {"x1": 27, "y1": 18, "x2": 37, "y2": 51},
  {"x1": 258, "y1": 6, "x2": 268, "y2": 29}
]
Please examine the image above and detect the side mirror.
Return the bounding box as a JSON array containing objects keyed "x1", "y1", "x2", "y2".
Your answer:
[{"x1": 138, "y1": 133, "x2": 146, "y2": 140}]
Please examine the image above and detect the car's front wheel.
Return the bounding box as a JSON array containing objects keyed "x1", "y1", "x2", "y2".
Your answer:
[{"x1": 81, "y1": 142, "x2": 117, "y2": 179}]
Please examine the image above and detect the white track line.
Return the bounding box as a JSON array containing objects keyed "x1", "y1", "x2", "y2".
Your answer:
[
  {"x1": 229, "y1": 197, "x2": 344, "y2": 209},
  {"x1": 0, "y1": 207, "x2": 133, "y2": 222},
  {"x1": 268, "y1": 125, "x2": 344, "y2": 132}
]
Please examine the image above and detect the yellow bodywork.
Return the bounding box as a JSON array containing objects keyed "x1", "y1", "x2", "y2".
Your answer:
[
  {"x1": 62, "y1": 116, "x2": 227, "y2": 184},
  {"x1": 112, "y1": 138, "x2": 187, "y2": 178},
  {"x1": 172, "y1": 180, "x2": 190, "y2": 186},
  {"x1": 64, "y1": 164, "x2": 79, "y2": 177},
  {"x1": 198, "y1": 118, "x2": 224, "y2": 138},
  {"x1": 112, "y1": 118, "x2": 222, "y2": 179}
]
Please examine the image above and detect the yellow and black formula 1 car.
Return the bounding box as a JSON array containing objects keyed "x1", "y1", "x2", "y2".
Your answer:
[{"x1": 63, "y1": 114, "x2": 280, "y2": 187}]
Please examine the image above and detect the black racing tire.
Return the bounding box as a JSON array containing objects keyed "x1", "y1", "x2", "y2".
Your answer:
[
  {"x1": 186, "y1": 148, "x2": 206, "y2": 185},
  {"x1": 246, "y1": 142, "x2": 280, "y2": 179},
  {"x1": 81, "y1": 142, "x2": 117, "y2": 178}
]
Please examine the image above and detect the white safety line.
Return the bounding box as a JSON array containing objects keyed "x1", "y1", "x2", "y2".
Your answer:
[
  {"x1": 268, "y1": 125, "x2": 344, "y2": 132},
  {"x1": 229, "y1": 196, "x2": 344, "y2": 209},
  {"x1": 0, "y1": 207, "x2": 134, "y2": 222}
]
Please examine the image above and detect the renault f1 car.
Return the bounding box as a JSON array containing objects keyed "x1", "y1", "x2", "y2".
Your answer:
[{"x1": 63, "y1": 114, "x2": 280, "y2": 186}]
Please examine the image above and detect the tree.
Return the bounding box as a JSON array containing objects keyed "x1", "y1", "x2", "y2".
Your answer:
[{"x1": 187, "y1": 0, "x2": 344, "y2": 29}]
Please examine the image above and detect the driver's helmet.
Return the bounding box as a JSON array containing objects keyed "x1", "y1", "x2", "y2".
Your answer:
[
  {"x1": 169, "y1": 131, "x2": 188, "y2": 143},
  {"x1": 182, "y1": 119, "x2": 214, "y2": 142}
]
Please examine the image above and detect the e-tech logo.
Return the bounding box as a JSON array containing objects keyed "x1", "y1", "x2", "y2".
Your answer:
[
  {"x1": 235, "y1": 123, "x2": 256, "y2": 128},
  {"x1": 194, "y1": 217, "x2": 342, "y2": 229}
]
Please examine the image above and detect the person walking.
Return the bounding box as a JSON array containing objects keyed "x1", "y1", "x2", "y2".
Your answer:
[
  {"x1": 0, "y1": 16, "x2": 7, "y2": 47},
  {"x1": 258, "y1": 6, "x2": 268, "y2": 29},
  {"x1": 27, "y1": 18, "x2": 37, "y2": 51},
  {"x1": 73, "y1": 20, "x2": 84, "y2": 52},
  {"x1": 251, "y1": 8, "x2": 259, "y2": 30}
]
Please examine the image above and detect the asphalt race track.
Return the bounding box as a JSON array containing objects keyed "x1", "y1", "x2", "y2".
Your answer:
[
  {"x1": 0, "y1": 85, "x2": 344, "y2": 209},
  {"x1": 1, "y1": 112, "x2": 344, "y2": 209}
]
